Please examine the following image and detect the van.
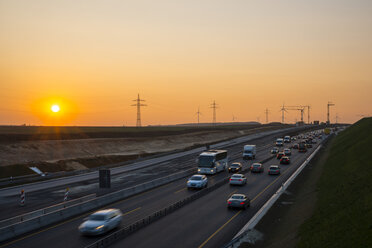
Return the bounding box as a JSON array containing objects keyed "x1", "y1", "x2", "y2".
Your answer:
[
  {"x1": 275, "y1": 138, "x2": 284, "y2": 146},
  {"x1": 243, "y1": 145, "x2": 256, "y2": 160}
]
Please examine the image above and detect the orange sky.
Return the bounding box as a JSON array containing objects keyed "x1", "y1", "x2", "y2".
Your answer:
[{"x1": 1, "y1": 0, "x2": 371, "y2": 126}]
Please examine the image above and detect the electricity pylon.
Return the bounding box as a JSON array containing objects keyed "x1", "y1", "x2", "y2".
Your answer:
[{"x1": 131, "y1": 94, "x2": 146, "y2": 127}]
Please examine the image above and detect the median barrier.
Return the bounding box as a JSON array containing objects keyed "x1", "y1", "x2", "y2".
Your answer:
[{"x1": 0, "y1": 168, "x2": 196, "y2": 243}]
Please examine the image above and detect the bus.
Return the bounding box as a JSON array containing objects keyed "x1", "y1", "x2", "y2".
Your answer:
[{"x1": 197, "y1": 150, "x2": 228, "y2": 175}]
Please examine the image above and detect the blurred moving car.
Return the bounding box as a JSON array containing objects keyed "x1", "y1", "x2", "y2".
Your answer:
[
  {"x1": 280, "y1": 156, "x2": 290, "y2": 165},
  {"x1": 299, "y1": 143, "x2": 307, "y2": 152},
  {"x1": 187, "y1": 174, "x2": 208, "y2": 189},
  {"x1": 227, "y1": 194, "x2": 250, "y2": 209},
  {"x1": 292, "y1": 143, "x2": 299, "y2": 149},
  {"x1": 271, "y1": 147, "x2": 279, "y2": 154},
  {"x1": 228, "y1": 162, "x2": 243, "y2": 173},
  {"x1": 250, "y1": 162, "x2": 264, "y2": 173},
  {"x1": 284, "y1": 136, "x2": 291, "y2": 143},
  {"x1": 276, "y1": 152, "x2": 285, "y2": 159},
  {"x1": 284, "y1": 148, "x2": 291, "y2": 156},
  {"x1": 229, "y1": 174, "x2": 247, "y2": 185},
  {"x1": 268, "y1": 165, "x2": 280, "y2": 175},
  {"x1": 79, "y1": 209, "x2": 122, "y2": 235}
]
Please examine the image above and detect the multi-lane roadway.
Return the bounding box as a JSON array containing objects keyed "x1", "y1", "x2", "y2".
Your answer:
[{"x1": 0, "y1": 128, "x2": 323, "y2": 248}]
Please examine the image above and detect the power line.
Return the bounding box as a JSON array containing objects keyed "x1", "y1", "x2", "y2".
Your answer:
[{"x1": 131, "y1": 94, "x2": 147, "y2": 127}]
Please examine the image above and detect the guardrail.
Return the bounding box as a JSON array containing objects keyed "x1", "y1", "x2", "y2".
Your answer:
[
  {"x1": 0, "y1": 194, "x2": 96, "y2": 229},
  {"x1": 0, "y1": 168, "x2": 196, "y2": 243},
  {"x1": 223, "y1": 137, "x2": 328, "y2": 248},
  {"x1": 85, "y1": 155, "x2": 275, "y2": 248}
]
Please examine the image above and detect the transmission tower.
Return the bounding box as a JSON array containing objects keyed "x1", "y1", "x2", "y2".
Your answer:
[
  {"x1": 327, "y1": 101, "x2": 335, "y2": 125},
  {"x1": 279, "y1": 104, "x2": 288, "y2": 123},
  {"x1": 303, "y1": 105, "x2": 311, "y2": 124},
  {"x1": 264, "y1": 108, "x2": 270, "y2": 123},
  {"x1": 210, "y1": 101, "x2": 219, "y2": 124},
  {"x1": 232, "y1": 115, "x2": 237, "y2": 122},
  {"x1": 195, "y1": 107, "x2": 202, "y2": 124},
  {"x1": 131, "y1": 94, "x2": 147, "y2": 127}
]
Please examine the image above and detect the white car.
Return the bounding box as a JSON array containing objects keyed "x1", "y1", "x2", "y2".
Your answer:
[
  {"x1": 229, "y1": 174, "x2": 247, "y2": 185},
  {"x1": 79, "y1": 209, "x2": 122, "y2": 235},
  {"x1": 187, "y1": 174, "x2": 208, "y2": 189}
]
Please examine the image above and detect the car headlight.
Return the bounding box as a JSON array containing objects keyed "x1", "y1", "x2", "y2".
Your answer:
[
  {"x1": 96, "y1": 225, "x2": 104, "y2": 230},
  {"x1": 198, "y1": 169, "x2": 201, "y2": 172}
]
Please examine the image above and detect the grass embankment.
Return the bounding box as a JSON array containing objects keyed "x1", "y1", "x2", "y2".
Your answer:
[{"x1": 297, "y1": 118, "x2": 372, "y2": 248}]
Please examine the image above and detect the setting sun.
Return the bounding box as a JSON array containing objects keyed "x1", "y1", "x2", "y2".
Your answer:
[{"x1": 51, "y1": 105, "x2": 60, "y2": 113}]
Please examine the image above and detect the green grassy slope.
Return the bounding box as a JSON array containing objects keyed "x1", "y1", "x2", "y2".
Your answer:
[{"x1": 298, "y1": 118, "x2": 372, "y2": 248}]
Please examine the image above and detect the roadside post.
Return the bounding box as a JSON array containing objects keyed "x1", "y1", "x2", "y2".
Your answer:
[
  {"x1": 64, "y1": 187, "x2": 69, "y2": 201},
  {"x1": 20, "y1": 189, "x2": 25, "y2": 206}
]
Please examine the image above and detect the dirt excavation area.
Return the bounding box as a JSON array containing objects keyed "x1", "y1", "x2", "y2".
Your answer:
[{"x1": 0, "y1": 125, "x2": 284, "y2": 177}]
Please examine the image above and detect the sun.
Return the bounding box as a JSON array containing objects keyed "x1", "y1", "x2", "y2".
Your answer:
[{"x1": 51, "y1": 104, "x2": 60, "y2": 113}]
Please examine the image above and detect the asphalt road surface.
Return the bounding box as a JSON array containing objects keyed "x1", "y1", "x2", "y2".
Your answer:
[{"x1": 0, "y1": 128, "x2": 323, "y2": 248}]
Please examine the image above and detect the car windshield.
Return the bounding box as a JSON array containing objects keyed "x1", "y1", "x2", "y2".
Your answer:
[
  {"x1": 270, "y1": 167, "x2": 278, "y2": 169},
  {"x1": 231, "y1": 175, "x2": 242, "y2": 178},
  {"x1": 231, "y1": 195, "x2": 244, "y2": 199},
  {"x1": 230, "y1": 164, "x2": 240, "y2": 167},
  {"x1": 253, "y1": 164, "x2": 261, "y2": 167},
  {"x1": 190, "y1": 176, "x2": 202, "y2": 180},
  {"x1": 198, "y1": 156, "x2": 214, "y2": 167},
  {"x1": 89, "y1": 214, "x2": 106, "y2": 221}
]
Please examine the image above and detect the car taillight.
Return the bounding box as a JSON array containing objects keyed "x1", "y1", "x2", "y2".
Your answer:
[
  {"x1": 228, "y1": 201, "x2": 231, "y2": 204},
  {"x1": 250, "y1": 166, "x2": 253, "y2": 169},
  {"x1": 229, "y1": 179, "x2": 232, "y2": 181},
  {"x1": 239, "y1": 179, "x2": 242, "y2": 181},
  {"x1": 240, "y1": 202, "x2": 245, "y2": 205}
]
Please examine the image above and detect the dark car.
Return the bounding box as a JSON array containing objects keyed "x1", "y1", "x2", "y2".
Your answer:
[
  {"x1": 250, "y1": 162, "x2": 264, "y2": 173},
  {"x1": 280, "y1": 156, "x2": 290, "y2": 165},
  {"x1": 276, "y1": 152, "x2": 285, "y2": 159},
  {"x1": 228, "y1": 162, "x2": 242, "y2": 173},
  {"x1": 227, "y1": 194, "x2": 250, "y2": 209},
  {"x1": 268, "y1": 165, "x2": 280, "y2": 175},
  {"x1": 292, "y1": 143, "x2": 299, "y2": 149},
  {"x1": 298, "y1": 143, "x2": 307, "y2": 152}
]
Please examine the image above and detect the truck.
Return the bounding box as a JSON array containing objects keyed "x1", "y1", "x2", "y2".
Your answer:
[{"x1": 243, "y1": 145, "x2": 256, "y2": 160}]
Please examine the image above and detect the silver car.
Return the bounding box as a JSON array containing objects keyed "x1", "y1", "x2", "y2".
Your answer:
[
  {"x1": 79, "y1": 209, "x2": 122, "y2": 235},
  {"x1": 229, "y1": 174, "x2": 247, "y2": 185},
  {"x1": 187, "y1": 174, "x2": 208, "y2": 189},
  {"x1": 227, "y1": 194, "x2": 250, "y2": 209}
]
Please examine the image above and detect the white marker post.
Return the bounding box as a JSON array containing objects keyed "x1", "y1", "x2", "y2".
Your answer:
[
  {"x1": 64, "y1": 187, "x2": 69, "y2": 202},
  {"x1": 20, "y1": 189, "x2": 25, "y2": 206}
]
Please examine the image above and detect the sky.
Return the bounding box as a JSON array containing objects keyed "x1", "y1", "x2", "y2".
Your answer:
[{"x1": 0, "y1": 0, "x2": 371, "y2": 126}]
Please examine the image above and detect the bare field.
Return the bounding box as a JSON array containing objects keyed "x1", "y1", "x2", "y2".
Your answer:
[{"x1": 0, "y1": 124, "x2": 289, "y2": 178}]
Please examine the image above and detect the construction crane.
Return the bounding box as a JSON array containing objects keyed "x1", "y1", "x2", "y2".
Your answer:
[
  {"x1": 285, "y1": 105, "x2": 306, "y2": 123},
  {"x1": 327, "y1": 101, "x2": 335, "y2": 125}
]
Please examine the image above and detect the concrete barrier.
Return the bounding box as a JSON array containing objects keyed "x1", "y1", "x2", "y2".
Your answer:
[
  {"x1": 0, "y1": 194, "x2": 96, "y2": 229},
  {"x1": 0, "y1": 168, "x2": 195, "y2": 243}
]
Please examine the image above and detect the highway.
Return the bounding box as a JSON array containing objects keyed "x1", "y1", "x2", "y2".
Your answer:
[
  {"x1": 0, "y1": 128, "x2": 322, "y2": 248},
  {"x1": 0, "y1": 126, "x2": 306, "y2": 220}
]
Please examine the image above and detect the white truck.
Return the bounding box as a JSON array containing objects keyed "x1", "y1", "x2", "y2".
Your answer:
[{"x1": 243, "y1": 145, "x2": 256, "y2": 160}]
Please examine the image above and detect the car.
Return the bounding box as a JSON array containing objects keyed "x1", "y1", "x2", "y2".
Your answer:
[
  {"x1": 268, "y1": 165, "x2": 280, "y2": 175},
  {"x1": 229, "y1": 174, "x2": 247, "y2": 185},
  {"x1": 276, "y1": 152, "x2": 285, "y2": 159},
  {"x1": 79, "y1": 209, "x2": 122, "y2": 236},
  {"x1": 270, "y1": 147, "x2": 279, "y2": 154},
  {"x1": 227, "y1": 194, "x2": 250, "y2": 209},
  {"x1": 250, "y1": 162, "x2": 264, "y2": 173},
  {"x1": 299, "y1": 143, "x2": 307, "y2": 152},
  {"x1": 284, "y1": 136, "x2": 291, "y2": 143},
  {"x1": 275, "y1": 138, "x2": 284, "y2": 146},
  {"x1": 306, "y1": 143, "x2": 313, "y2": 148},
  {"x1": 187, "y1": 174, "x2": 208, "y2": 189},
  {"x1": 280, "y1": 156, "x2": 290, "y2": 165},
  {"x1": 228, "y1": 162, "x2": 242, "y2": 173},
  {"x1": 284, "y1": 148, "x2": 291, "y2": 156},
  {"x1": 292, "y1": 143, "x2": 299, "y2": 149}
]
